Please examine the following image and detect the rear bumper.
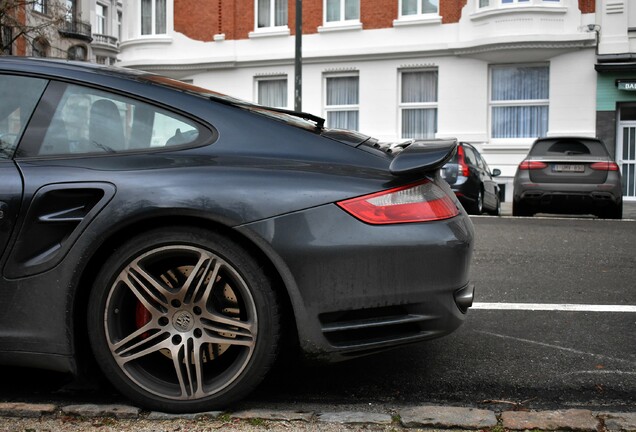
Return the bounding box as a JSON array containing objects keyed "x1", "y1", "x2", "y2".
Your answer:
[
  {"x1": 514, "y1": 177, "x2": 622, "y2": 213},
  {"x1": 238, "y1": 201, "x2": 474, "y2": 361}
]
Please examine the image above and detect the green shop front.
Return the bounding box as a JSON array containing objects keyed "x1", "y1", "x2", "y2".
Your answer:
[{"x1": 596, "y1": 62, "x2": 636, "y2": 200}]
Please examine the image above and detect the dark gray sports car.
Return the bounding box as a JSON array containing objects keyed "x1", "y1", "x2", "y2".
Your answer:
[{"x1": 0, "y1": 57, "x2": 474, "y2": 412}]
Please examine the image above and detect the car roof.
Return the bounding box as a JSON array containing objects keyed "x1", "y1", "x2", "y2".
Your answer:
[
  {"x1": 533, "y1": 136, "x2": 603, "y2": 144},
  {"x1": 0, "y1": 56, "x2": 145, "y2": 78}
]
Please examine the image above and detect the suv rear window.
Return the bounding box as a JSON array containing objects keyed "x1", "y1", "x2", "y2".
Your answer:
[{"x1": 529, "y1": 139, "x2": 609, "y2": 157}]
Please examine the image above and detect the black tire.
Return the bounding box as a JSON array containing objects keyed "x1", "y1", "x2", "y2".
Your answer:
[
  {"x1": 512, "y1": 200, "x2": 533, "y2": 217},
  {"x1": 598, "y1": 202, "x2": 623, "y2": 220},
  {"x1": 87, "y1": 227, "x2": 280, "y2": 413},
  {"x1": 488, "y1": 195, "x2": 501, "y2": 216},
  {"x1": 467, "y1": 189, "x2": 484, "y2": 215}
]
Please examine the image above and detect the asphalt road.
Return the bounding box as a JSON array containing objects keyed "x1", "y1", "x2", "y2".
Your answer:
[{"x1": 1, "y1": 216, "x2": 635, "y2": 413}]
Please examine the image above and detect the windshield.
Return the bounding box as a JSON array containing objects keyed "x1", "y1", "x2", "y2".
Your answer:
[
  {"x1": 140, "y1": 75, "x2": 321, "y2": 132},
  {"x1": 529, "y1": 139, "x2": 609, "y2": 158}
]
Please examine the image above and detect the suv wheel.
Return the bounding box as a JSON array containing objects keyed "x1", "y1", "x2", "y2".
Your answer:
[{"x1": 512, "y1": 200, "x2": 533, "y2": 217}]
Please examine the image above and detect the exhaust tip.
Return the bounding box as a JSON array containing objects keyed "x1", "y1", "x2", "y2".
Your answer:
[{"x1": 454, "y1": 284, "x2": 474, "y2": 314}]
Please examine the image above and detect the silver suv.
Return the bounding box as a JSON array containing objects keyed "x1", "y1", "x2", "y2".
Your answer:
[{"x1": 513, "y1": 137, "x2": 623, "y2": 219}]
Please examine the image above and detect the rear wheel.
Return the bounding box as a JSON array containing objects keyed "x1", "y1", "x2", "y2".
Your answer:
[
  {"x1": 512, "y1": 200, "x2": 533, "y2": 217},
  {"x1": 598, "y1": 202, "x2": 623, "y2": 220},
  {"x1": 467, "y1": 189, "x2": 484, "y2": 215},
  {"x1": 87, "y1": 227, "x2": 280, "y2": 413},
  {"x1": 488, "y1": 195, "x2": 501, "y2": 216}
]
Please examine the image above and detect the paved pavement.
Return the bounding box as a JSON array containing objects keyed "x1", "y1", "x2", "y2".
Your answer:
[
  {"x1": 1, "y1": 402, "x2": 635, "y2": 431},
  {"x1": 499, "y1": 200, "x2": 636, "y2": 219}
]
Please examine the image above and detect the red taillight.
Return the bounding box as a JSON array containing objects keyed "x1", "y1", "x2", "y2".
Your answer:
[
  {"x1": 590, "y1": 162, "x2": 620, "y2": 171},
  {"x1": 519, "y1": 160, "x2": 548, "y2": 170},
  {"x1": 457, "y1": 145, "x2": 470, "y2": 176},
  {"x1": 337, "y1": 180, "x2": 459, "y2": 224}
]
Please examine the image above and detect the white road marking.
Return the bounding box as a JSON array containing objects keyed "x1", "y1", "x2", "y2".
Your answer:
[
  {"x1": 562, "y1": 370, "x2": 636, "y2": 376},
  {"x1": 472, "y1": 302, "x2": 636, "y2": 313},
  {"x1": 476, "y1": 331, "x2": 636, "y2": 365}
]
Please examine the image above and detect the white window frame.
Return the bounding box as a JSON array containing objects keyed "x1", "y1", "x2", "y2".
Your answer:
[
  {"x1": 33, "y1": 0, "x2": 48, "y2": 14},
  {"x1": 489, "y1": 64, "x2": 549, "y2": 144},
  {"x1": 324, "y1": 73, "x2": 360, "y2": 132},
  {"x1": 319, "y1": 0, "x2": 362, "y2": 32},
  {"x1": 250, "y1": 0, "x2": 290, "y2": 38},
  {"x1": 478, "y1": 0, "x2": 561, "y2": 9},
  {"x1": 398, "y1": 69, "x2": 438, "y2": 140},
  {"x1": 95, "y1": 2, "x2": 107, "y2": 34},
  {"x1": 117, "y1": 10, "x2": 122, "y2": 40},
  {"x1": 141, "y1": 0, "x2": 167, "y2": 36},
  {"x1": 394, "y1": 0, "x2": 441, "y2": 26},
  {"x1": 255, "y1": 76, "x2": 289, "y2": 108}
]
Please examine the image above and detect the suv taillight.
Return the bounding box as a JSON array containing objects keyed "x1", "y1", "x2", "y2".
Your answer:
[
  {"x1": 519, "y1": 160, "x2": 548, "y2": 170},
  {"x1": 590, "y1": 162, "x2": 620, "y2": 171},
  {"x1": 337, "y1": 180, "x2": 459, "y2": 224},
  {"x1": 457, "y1": 145, "x2": 470, "y2": 176}
]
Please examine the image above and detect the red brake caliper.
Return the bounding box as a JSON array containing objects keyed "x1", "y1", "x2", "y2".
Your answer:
[{"x1": 135, "y1": 302, "x2": 152, "y2": 338}]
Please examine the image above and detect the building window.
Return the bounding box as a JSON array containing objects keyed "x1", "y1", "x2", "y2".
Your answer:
[
  {"x1": 117, "y1": 10, "x2": 122, "y2": 40},
  {"x1": 400, "y1": 70, "x2": 438, "y2": 140},
  {"x1": 325, "y1": 75, "x2": 359, "y2": 131},
  {"x1": 141, "y1": 0, "x2": 166, "y2": 35},
  {"x1": 257, "y1": 77, "x2": 288, "y2": 108},
  {"x1": 490, "y1": 65, "x2": 549, "y2": 139},
  {"x1": 256, "y1": 0, "x2": 288, "y2": 28},
  {"x1": 33, "y1": 0, "x2": 47, "y2": 14},
  {"x1": 96, "y1": 3, "x2": 107, "y2": 34},
  {"x1": 479, "y1": 0, "x2": 560, "y2": 9},
  {"x1": 502, "y1": 0, "x2": 563, "y2": 4},
  {"x1": 68, "y1": 45, "x2": 87, "y2": 61},
  {"x1": 325, "y1": 0, "x2": 359, "y2": 23},
  {"x1": 400, "y1": 0, "x2": 438, "y2": 17},
  {"x1": 32, "y1": 37, "x2": 49, "y2": 57},
  {"x1": 2, "y1": 26, "x2": 13, "y2": 55},
  {"x1": 33, "y1": 0, "x2": 48, "y2": 14},
  {"x1": 66, "y1": 0, "x2": 76, "y2": 20}
]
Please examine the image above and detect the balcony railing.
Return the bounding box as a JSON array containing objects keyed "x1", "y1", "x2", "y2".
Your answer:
[
  {"x1": 59, "y1": 19, "x2": 93, "y2": 42},
  {"x1": 92, "y1": 33, "x2": 119, "y2": 51}
]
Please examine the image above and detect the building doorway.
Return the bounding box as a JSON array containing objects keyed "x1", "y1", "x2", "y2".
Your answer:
[{"x1": 618, "y1": 105, "x2": 636, "y2": 200}]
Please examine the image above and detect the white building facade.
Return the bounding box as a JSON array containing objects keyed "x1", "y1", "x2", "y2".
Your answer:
[{"x1": 118, "y1": 0, "x2": 603, "y2": 201}]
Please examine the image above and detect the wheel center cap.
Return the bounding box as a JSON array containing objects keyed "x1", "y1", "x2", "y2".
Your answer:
[{"x1": 173, "y1": 310, "x2": 195, "y2": 332}]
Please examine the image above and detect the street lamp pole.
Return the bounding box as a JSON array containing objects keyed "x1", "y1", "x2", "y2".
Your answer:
[{"x1": 294, "y1": 0, "x2": 302, "y2": 112}]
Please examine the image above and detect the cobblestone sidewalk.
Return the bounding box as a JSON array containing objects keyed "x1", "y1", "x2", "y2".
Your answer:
[{"x1": 0, "y1": 402, "x2": 635, "y2": 431}]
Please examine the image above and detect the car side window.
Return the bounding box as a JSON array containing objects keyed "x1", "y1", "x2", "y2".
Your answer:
[
  {"x1": 0, "y1": 75, "x2": 48, "y2": 159},
  {"x1": 38, "y1": 84, "x2": 202, "y2": 156},
  {"x1": 475, "y1": 152, "x2": 486, "y2": 170},
  {"x1": 463, "y1": 146, "x2": 478, "y2": 167}
]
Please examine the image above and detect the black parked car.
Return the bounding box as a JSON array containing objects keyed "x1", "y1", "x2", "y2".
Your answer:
[
  {"x1": 442, "y1": 142, "x2": 501, "y2": 215},
  {"x1": 0, "y1": 58, "x2": 474, "y2": 413},
  {"x1": 513, "y1": 137, "x2": 622, "y2": 218}
]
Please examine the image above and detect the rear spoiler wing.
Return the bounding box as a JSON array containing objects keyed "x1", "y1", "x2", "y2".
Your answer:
[{"x1": 389, "y1": 138, "x2": 458, "y2": 177}]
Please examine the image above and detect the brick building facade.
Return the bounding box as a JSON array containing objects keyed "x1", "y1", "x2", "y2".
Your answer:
[{"x1": 119, "y1": 0, "x2": 636, "y2": 201}]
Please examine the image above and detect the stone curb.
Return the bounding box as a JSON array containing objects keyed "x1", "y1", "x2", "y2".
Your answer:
[
  {"x1": 0, "y1": 402, "x2": 635, "y2": 431},
  {"x1": 501, "y1": 409, "x2": 598, "y2": 431},
  {"x1": 399, "y1": 405, "x2": 498, "y2": 429}
]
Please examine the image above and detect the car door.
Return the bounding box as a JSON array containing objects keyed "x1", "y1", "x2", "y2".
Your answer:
[
  {"x1": 4, "y1": 79, "x2": 207, "y2": 279},
  {"x1": 475, "y1": 151, "x2": 498, "y2": 209},
  {"x1": 0, "y1": 74, "x2": 49, "y2": 258},
  {"x1": 0, "y1": 161, "x2": 21, "y2": 258}
]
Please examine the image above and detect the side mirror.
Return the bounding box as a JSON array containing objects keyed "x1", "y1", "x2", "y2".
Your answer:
[{"x1": 492, "y1": 168, "x2": 501, "y2": 177}]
